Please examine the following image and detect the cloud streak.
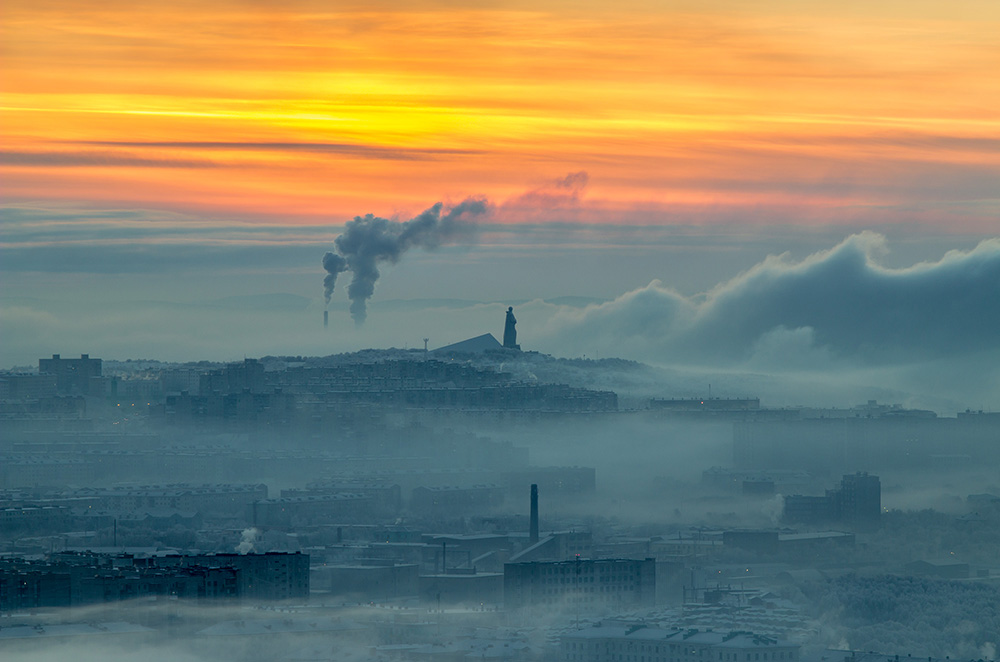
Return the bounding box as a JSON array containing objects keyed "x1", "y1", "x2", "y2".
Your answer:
[
  {"x1": 0, "y1": 150, "x2": 217, "y2": 168},
  {"x1": 70, "y1": 141, "x2": 484, "y2": 161}
]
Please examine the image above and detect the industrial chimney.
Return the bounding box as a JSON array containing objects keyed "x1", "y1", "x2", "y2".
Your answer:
[
  {"x1": 323, "y1": 310, "x2": 329, "y2": 328},
  {"x1": 530, "y1": 484, "x2": 539, "y2": 544}
]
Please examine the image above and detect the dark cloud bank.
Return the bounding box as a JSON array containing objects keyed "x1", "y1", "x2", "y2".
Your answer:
[{"x1": 540, "y1": 232, "x2": 1000, "y2": 367}]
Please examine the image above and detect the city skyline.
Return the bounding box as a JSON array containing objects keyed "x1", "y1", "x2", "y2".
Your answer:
[{"x1": 2, "y1": 0, "x2": 999, "y2": 406}]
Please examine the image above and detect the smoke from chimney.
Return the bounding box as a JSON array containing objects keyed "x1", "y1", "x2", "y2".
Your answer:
[
  {"x1": 321, "y1": 198, "x2": 489, "y2": 325},
  {"x1": 236, "y1": 527, "x2": 259, "y2": 554},
  {"x1": 322, "y1": 251, "x2": 349, "y2": 308}
]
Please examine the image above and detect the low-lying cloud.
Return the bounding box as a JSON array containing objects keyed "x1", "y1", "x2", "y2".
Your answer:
[{"x1": 538, "y1": 232, "x2": 1000, "y2": 366}]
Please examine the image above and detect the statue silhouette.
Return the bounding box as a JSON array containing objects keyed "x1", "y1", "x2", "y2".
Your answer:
[{"x1": 503, "y1": 306, "x2": 520, "y2": 350}]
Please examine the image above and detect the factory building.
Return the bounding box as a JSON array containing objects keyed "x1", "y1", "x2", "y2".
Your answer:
[
  {"x1": 783, "y1": 473, "x2": 880, "y2": 529},
  {"x1": 38, "y1": 354, "x2": 104, "y2": 396},
  {"x1": 504, "y1": 558, "x2": 655, "y2": 609},
  {"x1": 0, "y1": 551, "x2": 309, "y2": 609}
]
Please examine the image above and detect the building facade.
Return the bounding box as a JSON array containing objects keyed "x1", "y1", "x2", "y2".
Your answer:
[{"x1": 504, "y1": 558, "x2": 655, "y2": 610}]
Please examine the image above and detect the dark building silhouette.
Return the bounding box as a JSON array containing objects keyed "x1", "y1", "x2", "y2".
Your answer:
[
  {"x1": 783, "y1": 472, "x2": 881, "y2": 528},
  {"x1": 503, "y1": 306, "x2": 521, "y2": 350},
  {"x1": 0, "y1": 551, "x2": 309, "y2": 609},
  {"x1": 38, "y1": 354, "x2": 103, "y2": 395},
  {"x1": 200, "y1": 358, "x2": 266, "y2": 394},
  {"x1": 530, "y1": 483, "x2": 539, "y2": 544},
  {"x1": 504, "y1": 558, "x2": 656, "y2": 609},
  {"x1": 836, "y1": 471, "x2": 881, "y2": 526}
]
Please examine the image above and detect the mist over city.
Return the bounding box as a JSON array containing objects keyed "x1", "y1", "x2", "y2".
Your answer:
[{"x1": 2, "y1": 0, "x2": 1000, "y2": 660}]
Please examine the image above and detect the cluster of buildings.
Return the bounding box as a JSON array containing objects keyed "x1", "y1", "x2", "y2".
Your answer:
[
  {"x1": 0, "y1": 551, "x2": 309, "y2": 610},
  {"x1": 158, "y1": 357, "x2": 618, "y2": 428},
  {"x1": 2, "y1": 350, "x2": 998, "y2": 661},
  {"x1": 783, "y1": 473, "x2": 882, "y2": 528}
]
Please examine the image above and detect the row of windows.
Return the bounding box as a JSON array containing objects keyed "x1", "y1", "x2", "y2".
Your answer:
[
  {"x1": 544, "y1": 576, "x2": 639, "y2": 585},
  {"x1": 564, "y1": 643, "x2": 797, "y2": 662},
  {"x1": 539, "y1": 595, "x2": 616, "y2": 604},
  {"x1": 539, "y1": 565, "x2": 644, "y2": 576},
  {"x1": 544, "y1": 585, "x2": 633, "y2": 595}
]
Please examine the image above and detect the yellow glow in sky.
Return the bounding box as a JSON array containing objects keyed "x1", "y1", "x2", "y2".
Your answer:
[{"x1": 2, "y1": 0, "x2": 999, "y2": 228}]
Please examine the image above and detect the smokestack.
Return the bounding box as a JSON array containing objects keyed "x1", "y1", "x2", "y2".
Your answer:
[
  {"x1": 323, "y1": 310, "x2": 329, "y2": 328},
  {"x1": 530, "y1": 484, "x2": 539, "y2": 544}
]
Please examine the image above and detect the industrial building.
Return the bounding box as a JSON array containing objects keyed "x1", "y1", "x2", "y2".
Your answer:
[
  {"x1": 38, "y1": 354, "x2": 104, "y2": 396},
  {"x1": 0, "y1": 551, "x2": 309, "y2": 610},
  {"x1": 504, "y1": 558, "x2": 656, "y2": 609},
  {"x1": 783, "y1": 473, "x2": 881, "y2": 528}
]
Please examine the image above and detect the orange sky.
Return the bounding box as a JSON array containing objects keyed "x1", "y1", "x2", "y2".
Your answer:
[{"x1": 2, "y1": 0, "x2": 999, "y2": 228}]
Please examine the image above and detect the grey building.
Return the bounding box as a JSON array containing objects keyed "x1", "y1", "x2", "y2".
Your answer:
[{"x1": 504, "y1": 558, "x2": 655, "y2": 610}]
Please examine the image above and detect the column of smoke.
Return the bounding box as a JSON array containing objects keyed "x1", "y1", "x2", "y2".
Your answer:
[
  {"x1": 322, "y1": 198, "x2": 488, "y2": 326},
  {"x1": 236, "y1": 527, "x2": 259, "y2": 554}
]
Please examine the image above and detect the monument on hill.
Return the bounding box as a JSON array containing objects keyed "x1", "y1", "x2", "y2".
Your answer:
[{"x1": 503, "y1": 306, "x2": 521, "y2": 350}]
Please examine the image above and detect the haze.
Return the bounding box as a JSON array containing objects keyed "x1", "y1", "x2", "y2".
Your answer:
[{"x1": 1, "y1": 0, "x2": 999, "y2": 660}]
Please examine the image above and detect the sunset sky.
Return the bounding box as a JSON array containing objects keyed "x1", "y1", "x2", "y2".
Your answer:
[
  {"x1": 2, "y1": 0, "x2": 999, "y2": 398},
  {"x1": 4, "y1": 0, "x2": 999, "y2": 225}
]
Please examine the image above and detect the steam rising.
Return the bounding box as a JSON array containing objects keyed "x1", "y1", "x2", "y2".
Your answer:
[
  {"x1": 323, "y1": 198, "x2": 489, "y2": 324},
  {"x1": 542, "y1": 233, "x2": 1000, "y2": 365},
  {"x1": 236, "y1": 527, "x2": 258, "y2": 554}
]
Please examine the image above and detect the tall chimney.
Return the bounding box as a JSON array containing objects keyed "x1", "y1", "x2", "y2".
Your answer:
[
  {"x1": 530, "y1": 484, "x2": 539, "y2": 544},
  {"x1": 323, "y1": 310, "x2": 329, "y2": 328}
]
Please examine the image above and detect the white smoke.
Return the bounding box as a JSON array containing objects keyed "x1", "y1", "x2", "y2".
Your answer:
[
  {"x1": 236, "y1": 527, "x2": 259, "y2": 554},
  {"x1": 762, "y1": 494, "x2": 785, "y2": 525}
]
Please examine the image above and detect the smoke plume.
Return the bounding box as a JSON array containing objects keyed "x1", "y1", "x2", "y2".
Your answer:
[
  {"x1": 323, "y1": 198, "x2": 488, "y2": 325},
  {"x1": 236, "y1": 527, "x2": 258, "y2": 554},
  {"x1": 322, "y1": 252, "x2": 348, "y2": 306}
]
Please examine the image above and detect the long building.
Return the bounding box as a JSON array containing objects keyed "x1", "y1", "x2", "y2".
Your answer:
[
  {"x1": 561, "y1": 624, "x2": 799, "y2": 662},
  {"x1": 38, "y1": 354, "x2": 103, "y2": 396},
  {"x1": 783, "y1": 473, "x2": 880, "y2": 528},
  {"x1": 0, "y1": 551, "x2": 309, "y2": 610},
  {"x1": 504, "y1": 558, "x2": 655, "y2": 610}
]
